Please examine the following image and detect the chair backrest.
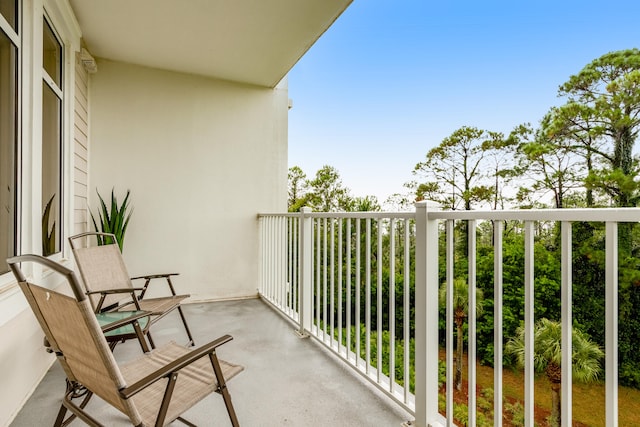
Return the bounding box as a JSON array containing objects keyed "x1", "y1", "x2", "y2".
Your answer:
[
  {"x1": 7, "y1": 255, "x2": 143, "y2": 425},
  {"x1": 69, "y1": 232, "x2": 133, "y2": 310}
]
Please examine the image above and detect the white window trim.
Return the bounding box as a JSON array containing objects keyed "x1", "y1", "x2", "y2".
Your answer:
[
  {"x1": 41, "y1": 1, "x2": 80, "y2": 263},
  {"x1": 0, "y1": 13, "x2": 19, "y2": 46},
  {"x1": 0, "y1": 0, "x2": 81, "y2": 298},
  {"x1": 41, "y1": 11, "x2": 65, "y2": 260},
  {"x1": 0, "y1": 2, "x2": 21, "y2": 288}
]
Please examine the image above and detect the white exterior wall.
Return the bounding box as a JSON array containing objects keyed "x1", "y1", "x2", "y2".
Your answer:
[
  {"x1": 1, "y1": 4, "x2": 290, "y2": 422},
  {"x1": 73, "y1": 50, "x2": 90, "y2": 235},
  {"x1": 88, "y1": 59, "x2": 289, "y2": 301}
]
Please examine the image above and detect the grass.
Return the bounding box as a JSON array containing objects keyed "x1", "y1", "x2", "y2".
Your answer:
[
  {"x1": 321, "y1": 322, "x2": 640, "y2": 425},
  {"x1": 468, "y1": 357, "x2": 640, "y2": 426}
]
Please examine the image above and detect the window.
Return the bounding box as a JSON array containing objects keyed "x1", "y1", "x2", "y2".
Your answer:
[
  {"x1": 42, "y1": 17, "x2": 62, "y2": 256},
  {"x1": 0, "y1": 1, "x2": 18, "y2": 274},
  {"x1": 0, "y1": 0, "x2": 17, "y2": 32}
]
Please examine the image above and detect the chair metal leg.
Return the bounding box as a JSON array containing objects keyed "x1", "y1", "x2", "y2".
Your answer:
[
  {"x1": 146, "y1": 330, "x2": 156, "y2": 349},
  {"x1": 220, "y1": 385, "x2": 240, "y2": 427},
  {"x1": 132, "y1": 319, "x2": 151, "y2": 352},
  {"x1": 55, "y1": 381, "x2": 94, "y2": 427},
  {"x1": 62, "y1": 394, "x2": 103, "y2": 427},
  {"x1": 176, "y1": 416, "x2": 197, "y2": 426},
  {"x1": 177, "y1": 306, "x2": 195, "y2": 346},
  {"x1": 155, "y1": 373, "x2": 178, "y2": 427},
  {"x1": 53, "y1": 402, "x2": 68, "y2": 427},
  {"x1": 209, "y1": 352, "x2": 240, "y2": 426}
]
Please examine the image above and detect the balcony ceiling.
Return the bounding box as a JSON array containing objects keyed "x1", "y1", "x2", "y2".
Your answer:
[{"x1": 68, "y1": 0, "x2": 352, "y2": 88}]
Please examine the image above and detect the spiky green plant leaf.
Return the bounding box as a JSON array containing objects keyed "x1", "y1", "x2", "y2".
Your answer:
[
  {"x1": 91, "y1": 188, "x2": 133, "y2": 251},
  {"x1": 42, "y1": 194, "x2": 56, "y2": 256}
]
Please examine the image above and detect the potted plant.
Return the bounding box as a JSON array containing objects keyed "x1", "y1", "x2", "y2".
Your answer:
[{"x1": 91, "y1": 189, "x2": 133, "y2": 251}]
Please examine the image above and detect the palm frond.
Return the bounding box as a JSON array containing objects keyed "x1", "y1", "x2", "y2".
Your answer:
[{"x1": 505, "y1": 318, "x2": 603, "y2": 381}]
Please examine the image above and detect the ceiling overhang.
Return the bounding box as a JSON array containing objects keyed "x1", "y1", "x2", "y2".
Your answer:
[{"x1": 68, "y1": 0, "x2": 353, "y2": 88}]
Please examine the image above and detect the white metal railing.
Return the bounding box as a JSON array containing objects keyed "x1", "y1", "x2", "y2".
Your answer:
[{"x1": 258, "y1": 202, "x2": 631, "y2": 427}]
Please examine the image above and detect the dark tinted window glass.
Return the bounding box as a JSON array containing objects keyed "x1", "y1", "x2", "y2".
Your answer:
[
  {"x1": 0, "y1": 0, "x2": 17, "y2": 32},
  {"x1": 42, "y1": 81, "x2": 62, "y2": 255},
  {"x1": 0, "y1": 28, "x2": 17, "y2": 272},
  {"x1": 43, "y1": 19, "x2": 61, "y2": 87}
]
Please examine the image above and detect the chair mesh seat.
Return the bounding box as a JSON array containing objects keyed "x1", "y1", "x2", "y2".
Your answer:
[
  {"x1": 119, "y1": 295, "x2": 188, "y2": 315},
  {"x1": 121, "y1": 341, "x2": 244, "y2": 426}
]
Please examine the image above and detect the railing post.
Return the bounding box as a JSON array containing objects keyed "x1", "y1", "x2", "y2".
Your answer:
[
  {"x1": 297, "y1": 207, "x2": 313, "y2": 337},
  {"x1": 605, "y1": 222, "x2": 618, "y2": 427},
  {"x1": 414, "y1": 201, "x2": 440, "y2": 427}
]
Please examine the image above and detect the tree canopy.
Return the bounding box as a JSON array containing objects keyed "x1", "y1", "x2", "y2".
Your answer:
[
  {"x1": 287, "y1": 48, "x2": 640, "y2": 390},
  {"x1": 287, "y1": 165, "x2": 380, "y2": 212}
]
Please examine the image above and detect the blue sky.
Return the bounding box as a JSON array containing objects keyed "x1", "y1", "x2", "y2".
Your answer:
[{"x1": 287, "y1": 1, "x2": 640, "y2": 205}]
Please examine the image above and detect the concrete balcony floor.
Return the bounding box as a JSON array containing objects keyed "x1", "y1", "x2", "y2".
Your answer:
[{"x1": 10, "y1": 298, "x2": 413, "y2": 426}]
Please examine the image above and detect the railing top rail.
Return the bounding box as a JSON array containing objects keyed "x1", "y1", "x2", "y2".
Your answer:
[
  {"x1": 258, "y1": 213, "x2": 300, "y2": 218},
  {"x1": 259, "y1": 207, "x2": 640, "y2": 223},
  {"x1": 258, "y1": 211, "x2": 416, "y2": 220},
  {"x1": 430, "y1": 207, "x2": 640, "y2": 222}
]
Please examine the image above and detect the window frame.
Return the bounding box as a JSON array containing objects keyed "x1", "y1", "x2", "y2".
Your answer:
[
  {"x1": 41, "y1": 12, "x2": 63, "y2": 257},
  {"x1": 0, "y1": 0, "x2": 20, "y2": 285},
  {"x1": 37, "y1": 0, "x2": 81, "y2": 269}
]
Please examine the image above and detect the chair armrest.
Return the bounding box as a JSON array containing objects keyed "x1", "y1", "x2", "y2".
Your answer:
[
  {"x1": 86, "y1": 288, "x2": 144, "y2": 295},
  {"x1": 131, "y1": 273, "x2": 179, "y2": 280},
  {"x1": 119, "y1": 334, "x2": 233, "y2": 398},
  {"x1": 87, "y1": 288, "x2": 144, "y2": 312},
  {"x1": 130, "y1": 273, "x2": 181, "y2": 298}
]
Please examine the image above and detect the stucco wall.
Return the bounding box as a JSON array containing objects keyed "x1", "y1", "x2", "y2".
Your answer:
[{"x1": 88, "y1": 60, "x2": 288, "y2": 301}]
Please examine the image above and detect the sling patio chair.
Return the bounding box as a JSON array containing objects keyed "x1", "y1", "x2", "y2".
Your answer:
[
  {"x1": 69, "y1": 232, "x2": 195, "y2": 349},
  {"x1": 8, "y1": 254, "x2": 243, "y2": 427}
]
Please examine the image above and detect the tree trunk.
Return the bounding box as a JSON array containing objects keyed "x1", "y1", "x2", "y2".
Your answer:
[
  {"x1": 550, "y1": 381, "x2": 561, "y2": 427},
  {"x1": 586, "y1": 150, "x2": 593, "y2": 207},
  {"x1": 547, "y1": 361, "x2": 562, "y2": 427},
  {"x1": 455, "y1": 321, "x2": 463, "y2": 391}
]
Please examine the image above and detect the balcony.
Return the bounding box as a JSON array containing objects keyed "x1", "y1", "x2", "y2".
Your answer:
[{"x1": 10, "y1": 203, "x2": 635, "y2": 426}]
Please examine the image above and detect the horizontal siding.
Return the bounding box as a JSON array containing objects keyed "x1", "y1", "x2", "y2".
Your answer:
[
  {"x1": 74, "y1": 108, "x2": 88, "y2": 135},
  {"x1": 74, "y1": 52, "x2": 89, "y2": 235},
  {"x1": 74, "y1": 152, "x2": 87, "y2": 177}
]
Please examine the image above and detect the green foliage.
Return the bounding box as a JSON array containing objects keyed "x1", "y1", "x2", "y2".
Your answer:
[
  {"x1": 506, "y1": 318, "x2": 603, "y2": 382},
  {"x1": 348, "y1": 195, "x2": 381, "y2": 212},
  {"x1": 506, "y1": 318, "x2": 603, "y2": 427},
  {"x1": 452, "y1": 403, "x2": 469, "y2": 426},
  {"x1": 514, "y1": 116, "x2": 584, "y2": 209},
  {"x1": 288, "y1": 166, "x2": 309, "y2": 212},
  {"x1": 330, "y1": 323, "x2": 416, "y2": 393},
  {"x1": 505, "y1": 401, "x2": 526, "y2": 427},
  {"x1": 476, "y1": 412, "x2": 491, "y2": 427},
  {"x1": 438, "y1": 277, "x2": 484, "y2": 390},
  {"x1": 556, "y1": 48, "x2": 640, "y2": 208},
  {"x1": 438, "y1": 278, "x2": 485, "y2": 319},
  {"x1": 477, "y1": 387, "x2": 493, "y2": 411},
  {"x1": 438, "y1": 359, "x2": 447, "y2": 388},
  {"x1": 287, "y1": 165, "x2": 381, "y2": 212},
  {"x1": 291, "y1": 50, "x2": 640, "y2": 390},
  {"x1": 450, "y1": 403, "x2": 492, "y2": 427},
  {"x1": 42, "y1": 194, "x2": 56, "y2": 256},
  {"x1": 412, "y1": 126, "x2": 506, "y2": 210},
  {"x1": 620, "y1": 362, "x2": 640, "y2": 389},
  {"x1": 307, "y1": 165, "x2": 352, "y2": 211},
  {"x1": 91, "y1": 188, "x2": 132, "y2": 251}
]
